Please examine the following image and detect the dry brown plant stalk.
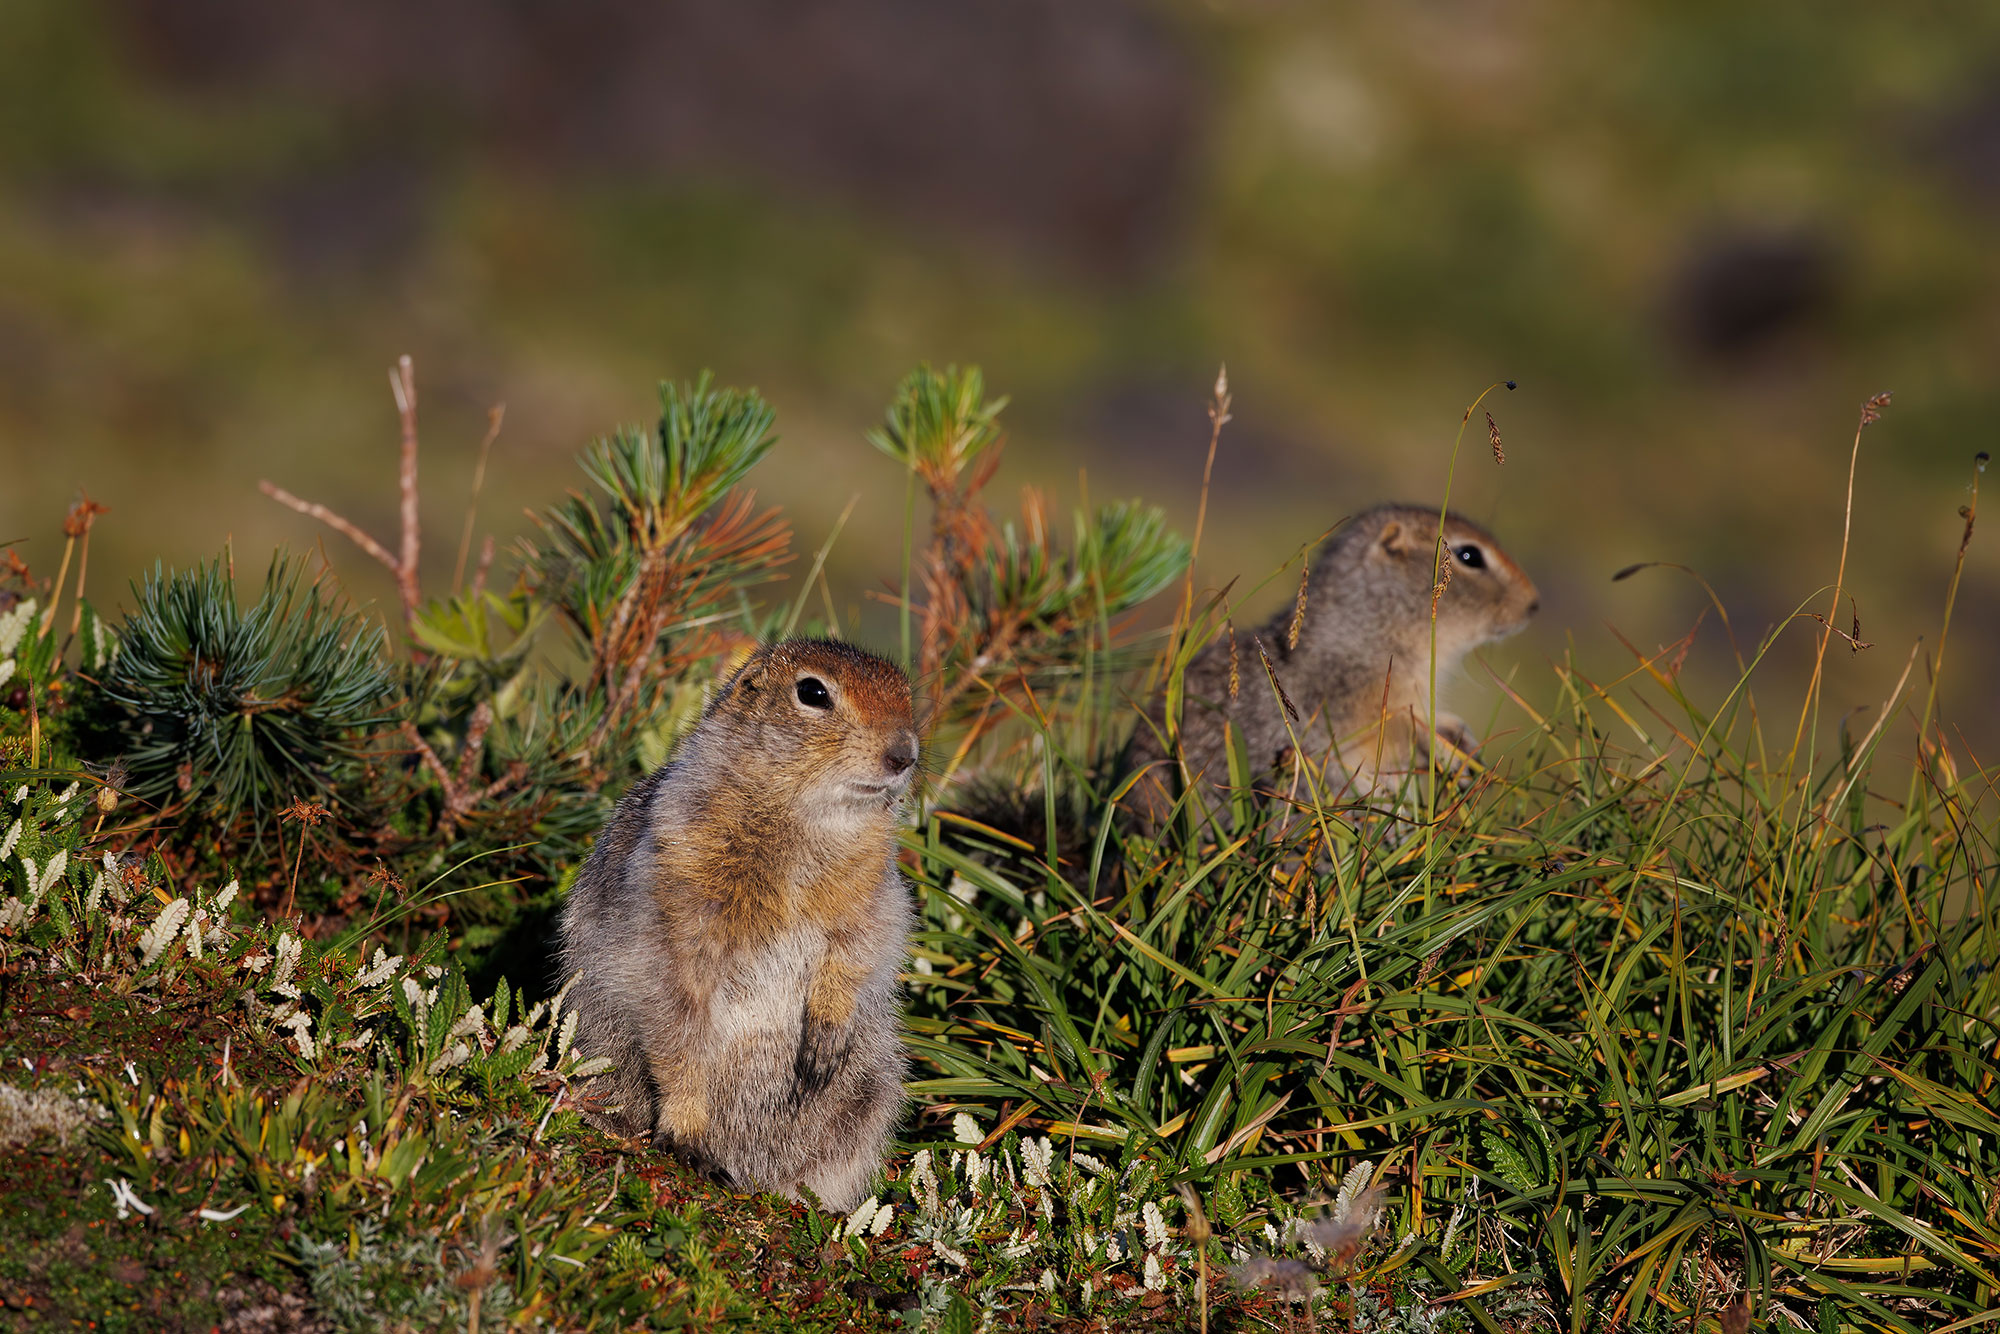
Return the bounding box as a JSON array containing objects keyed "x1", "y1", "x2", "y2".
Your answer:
[
  {"x1": 261, "y1": 356, "x2": 505, "y2": 636},
  {"x1": 261, "y1": 356, "x2": 428, "y2": 632}
]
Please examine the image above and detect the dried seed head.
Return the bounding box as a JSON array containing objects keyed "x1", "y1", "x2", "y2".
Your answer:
[
  {"x1": 1858, "y1": 390, "x2": 1892, "y2": 428},
  {"x1": 1485, "y1": 411, "x2": 1505, "y2": 464},
  {"x1": 1209, "y1": 363, "x2": 1233, "y2": 427},
  {"x1": 279, "y1": 797, "x2": 330, "y2": 827},
  {"x1": 62, "y1": 494, "x2": 110, "y2": 539},
  {"x1": 1430, "y1": 553, "x2": 1454, "y2": 615},
  {"x1": 1226, "y1": 619, "x2": 1240, "y2": 701},
  {"x1": 1416, "y1": 946, "x2": 1446, "y2": 986},
  {"x1": 1253, "y1": 638, "x2": 1300, "y2": 723},
  {"x1": 1286, "y1": 561, "x2": 1309, "y2": 650}
]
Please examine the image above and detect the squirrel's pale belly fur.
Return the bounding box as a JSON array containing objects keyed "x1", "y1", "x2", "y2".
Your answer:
[{"x1": 557, "y1": 639, "x2": 919, "y2": 1211}]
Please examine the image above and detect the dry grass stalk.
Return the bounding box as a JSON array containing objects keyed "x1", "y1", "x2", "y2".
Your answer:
[
  {"x1": 1788, "y1": 389, "x2": 1892, "y2": 772},
  {"x1": 452, "y1": 403, "x2": 507, "y2": 590},
  {"x1": 1166, "y1": 365, "x2": 1232, "y2": 708},
  {"x1": 262, "y1": 354, "x2": 437, "y2": 633}
]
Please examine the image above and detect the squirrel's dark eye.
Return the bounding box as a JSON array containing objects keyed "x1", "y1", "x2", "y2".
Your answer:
[
  {"x1": 795, "y1": 677, "x2": 833, "y2": 710},
  {"x1": 1454, "y1": 544, "x2": 1486, "y2": 570}
]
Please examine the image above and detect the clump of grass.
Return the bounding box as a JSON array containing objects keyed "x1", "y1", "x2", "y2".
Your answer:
[{"x1": 903, "y1": 399, "x2": 1998, "y2": 1331}]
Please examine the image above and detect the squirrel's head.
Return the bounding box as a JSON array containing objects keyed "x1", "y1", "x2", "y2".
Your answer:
[
  {"x1": 1323, "y1": 504, "x2": 1540, "y2": 662},
  {"x1": 703, "y1": 638, "x2": 921, "y2": 818}
]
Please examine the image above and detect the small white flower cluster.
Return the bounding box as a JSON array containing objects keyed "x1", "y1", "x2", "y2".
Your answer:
[
  {"x1": 835, "y1": 1194, "x2": 897, "y2": 1242},
  {"x1": 84, "y1": 852, "x2": 132, "y2": 914},
  {"x1": 136, "y1": 878, "x2": 240, "y2": 968},
  {"x1": 267, "y1": 931, "x2": 319, "y2": 1058},
  {"x1": 0, "y1": 782, "x2": 81, "y2": 929},
  {"x1": 1, "y1": 772, "x2": 611, "y2": 1172},
  {"x1": 0, "y1": 598, "x2": 37, "y2": 690},
  {"x1": 881, "y1": 1124, "x2": 1190, "y2": 1311}
]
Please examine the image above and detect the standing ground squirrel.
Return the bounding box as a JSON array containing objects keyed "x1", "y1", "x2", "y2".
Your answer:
[
  {"x1": 558, "y1": 638, "x2": 921, "y2": 1210},
  {"x1": 1129, "y1": 503, "x2": 1539, "y2": 826}
]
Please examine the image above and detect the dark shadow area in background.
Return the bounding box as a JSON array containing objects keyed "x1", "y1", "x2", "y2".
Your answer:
[{"x1": 119, "y1": 0, "x2": 1203, "y2": 277}]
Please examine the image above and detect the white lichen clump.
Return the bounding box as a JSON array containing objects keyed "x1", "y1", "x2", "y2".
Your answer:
[{"x1": 0, "y1": 1082, "x2": 102, "y2": 1149}]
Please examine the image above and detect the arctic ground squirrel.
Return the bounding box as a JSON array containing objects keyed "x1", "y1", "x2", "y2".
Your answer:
[
  {"x1": 557, "y1": 638, "x2": 921, "y2": 1210},
  {"x1": 1129, "y1": 503, "x2": 1539, "y2": 826}
]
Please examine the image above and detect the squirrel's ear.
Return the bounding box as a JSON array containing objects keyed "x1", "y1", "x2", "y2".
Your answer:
[{"x1": 1376, "y1": 520, "x2": 1419, "y2": 559}]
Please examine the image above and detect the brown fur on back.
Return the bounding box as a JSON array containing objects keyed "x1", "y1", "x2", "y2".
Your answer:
[
  {"x1": 556, "y1": 638, "x2": 921, "y2": 1210},
  {"x1": 1129, "y1": 503, "x2": 1538, "y2": 827}
]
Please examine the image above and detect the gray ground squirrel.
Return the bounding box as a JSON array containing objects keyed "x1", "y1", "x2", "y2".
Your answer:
[
  {"x1": 557, "y1": 638, "x2": 921, "y2": 1211},
  {"x1": 1129, "y1": 503, "x2": 1539, "y2": 826}
]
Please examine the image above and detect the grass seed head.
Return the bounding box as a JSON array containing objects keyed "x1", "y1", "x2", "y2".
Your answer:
[{"x1": 1286, "y1": 561, "x2": 1309, "y2": 650}]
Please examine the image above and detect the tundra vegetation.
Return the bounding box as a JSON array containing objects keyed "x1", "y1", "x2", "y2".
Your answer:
[{"x1": 0, "y1": 364, "x2": 1993, "y2": 1333}]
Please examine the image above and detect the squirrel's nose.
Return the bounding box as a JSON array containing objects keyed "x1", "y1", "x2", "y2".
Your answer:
[
  {"x1": 883, "y1": 733, "x2": 919, "y2": 776},
  {"x1": 1526, "y1": 597, "x2": 1541, "y2": 616}
]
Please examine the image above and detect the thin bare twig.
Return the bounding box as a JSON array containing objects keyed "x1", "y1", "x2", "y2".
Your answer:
[
  {"x1": 262, "y1": 356, "x2": 430, "y2": 632},
  {"x1": 389, "y1": 356, "x2": 423, "y2": 621},
  {"x1": 259, "y1": 482, "x2": 401, "y2": 574},
  {"x1": 469, "y1": 535, "x2": 496, "y2": 601}
]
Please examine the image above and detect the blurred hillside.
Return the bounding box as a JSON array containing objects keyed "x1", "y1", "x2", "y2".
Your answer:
[{"x1": 2, "y1": 0, "x2": 1995, "y2": 753}]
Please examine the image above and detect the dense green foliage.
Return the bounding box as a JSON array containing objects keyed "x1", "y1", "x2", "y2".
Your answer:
[
  {"x1": 91, "y1": 555, "x2": 396, "y2": 824},
  {"x1": 3, "y1": 368, "x2": 1995, "y2": 1331}
]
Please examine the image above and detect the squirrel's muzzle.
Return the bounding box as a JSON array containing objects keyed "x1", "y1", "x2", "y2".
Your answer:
[{"x1": 882, "y1": 732, "x2": 919, "y2": 778}]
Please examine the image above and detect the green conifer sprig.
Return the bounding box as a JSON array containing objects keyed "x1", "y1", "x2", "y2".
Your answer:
[
  {"x1": 867, "y1": 363, "x2": 1008, "y2": 492},
  {"x1": 522, "y1": 374, "x2": 790, "y2": 727},
  {"x1": 96, "y1": 554, "x2": 395, "y2": 821}
]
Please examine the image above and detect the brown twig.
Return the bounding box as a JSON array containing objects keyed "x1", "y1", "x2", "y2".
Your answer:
[
  {"x1": 390, "y1": 356, "x2": 422, "y2": 620},
  {"x1": 260, "y1": 356, "x2": 429, "y2": 632},
  {"x1": 259, "y1": 482, "x2": 402, "y2": 573},
  {"x1": 400, "y1": 713, "x2": 528, "y2": 837},
  {"x1": 469, "y1": 536, "x2": 496, "y2": 601}
]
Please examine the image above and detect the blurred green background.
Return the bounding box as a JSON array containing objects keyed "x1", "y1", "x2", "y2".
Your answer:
[{"x1": 3, "y1": 0, "x2": 1995, "y2": 754}]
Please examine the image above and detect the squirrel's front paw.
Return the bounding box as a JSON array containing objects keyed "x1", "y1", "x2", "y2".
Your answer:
[{"x1": 792, "y1": 1014, "x2": 855, "y2": 1101}]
